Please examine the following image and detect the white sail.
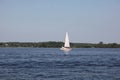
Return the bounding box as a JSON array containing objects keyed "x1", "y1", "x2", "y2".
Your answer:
[{"x1": 64, "y1": 32, "x2": 70, "y2": 47}]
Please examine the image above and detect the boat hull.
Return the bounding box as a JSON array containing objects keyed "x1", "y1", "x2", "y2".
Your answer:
[{"x1": 60, "y1": 47, "x2": 72, "y2": 52}]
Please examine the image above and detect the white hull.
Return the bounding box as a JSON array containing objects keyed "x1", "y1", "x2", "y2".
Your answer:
[{"x1": 60, "y1": 47, "x2": 72, "y2": 52}]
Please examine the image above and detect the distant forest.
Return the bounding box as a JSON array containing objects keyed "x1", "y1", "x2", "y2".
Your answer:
[{"x1": 0, "y1": 41, "x2": 120, "y2": 48}]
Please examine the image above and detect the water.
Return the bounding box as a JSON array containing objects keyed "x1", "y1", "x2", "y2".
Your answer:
[{"x1": 0, "y1": 48, "x2": 120, "y2": 80}]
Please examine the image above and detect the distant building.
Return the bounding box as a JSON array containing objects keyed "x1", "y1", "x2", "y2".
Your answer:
[{"x1": 5, "y1": 43, "x2": 8, "y2": 47}]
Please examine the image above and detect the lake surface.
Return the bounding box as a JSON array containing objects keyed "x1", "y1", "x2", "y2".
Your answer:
[{"x1": 0, "y1": 48, "x2": 120, "y2": 80}]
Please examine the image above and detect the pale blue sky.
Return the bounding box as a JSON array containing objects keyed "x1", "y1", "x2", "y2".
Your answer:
[{"x1": 0, "y1": 0, "x2": 120, "y2": 43}]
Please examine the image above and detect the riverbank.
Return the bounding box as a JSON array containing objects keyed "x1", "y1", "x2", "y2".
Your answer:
[{"x1": 0, "y1": 41, "x2": 120, "y2": 48}]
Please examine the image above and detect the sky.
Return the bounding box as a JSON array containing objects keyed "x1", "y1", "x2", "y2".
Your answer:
[{"x1": 0, "y1": 0, "x2": 120, "y2": 43}]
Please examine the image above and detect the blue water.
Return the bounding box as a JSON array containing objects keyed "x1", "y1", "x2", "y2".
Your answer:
[{"x1": 0, "y1": 48, "x2": 120, "y2": 80}]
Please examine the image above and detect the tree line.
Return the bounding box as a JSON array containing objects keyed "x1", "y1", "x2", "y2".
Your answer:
[{"x1": 0, "y1": 41, "x2": 120, "y2": 48}]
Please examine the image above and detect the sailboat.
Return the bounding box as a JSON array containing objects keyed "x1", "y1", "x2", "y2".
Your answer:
[{"x1": 60, "y1": 32, "x2": 72, "y2": 52}]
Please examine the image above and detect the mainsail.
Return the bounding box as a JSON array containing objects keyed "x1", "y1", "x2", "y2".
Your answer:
[{"x1": 64, "y1": 32, "x2": 70, "y2": 48}]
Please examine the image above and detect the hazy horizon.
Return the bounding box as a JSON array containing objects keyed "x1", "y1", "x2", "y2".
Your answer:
[{"x1": 0, "y1": 0, "x2": 120, "y2": 43}]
